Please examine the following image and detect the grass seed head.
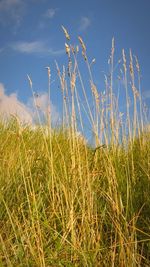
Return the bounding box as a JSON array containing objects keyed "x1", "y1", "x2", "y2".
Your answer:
[
  {"x1": 122, "y1": 49, "x2": 127, "y2": 73},
  {"x1": 61, "y1": 25, "x2": 70, "y2": 41},
  {"x1": 45, "y1": 66, "x2": 51, "y2": 78},
  {"x1": 27, "y1": 74, "x2": 33, "y2": 89},
  {"x1": 71, "y1": 72, "x2": 76, "y2": 93},
  {"x1": 91, "y1": 58, "x2": 96, "y2": 65},
  {"x1": 134, "y1": 55, "x2": 140, "y2": 73},
  {"x1": 65, "y1": 43, "x2": 70, "y2": 57},
  {"x1": 82, "y1": 50, "x2": 87, "y2": 61},
  {"x1": 78, "y1": 36, "x2": 86, "y2": 52},
  {"x1": 91, "y1": 81, "x2": 99, "y2": 102},
  {"x1": 111, "y1": 37, "x2": 115, "y2": 56},
  {"x1": 76, "y1": 45, "x2": 79, "y2": 53}
]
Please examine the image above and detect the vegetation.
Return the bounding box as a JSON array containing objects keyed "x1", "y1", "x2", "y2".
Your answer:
[{"x1": 0, "y1": 28, "x2": 150, "y2": 266}]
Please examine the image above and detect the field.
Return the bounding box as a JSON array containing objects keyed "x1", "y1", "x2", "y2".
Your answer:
[{"x1": 0, "y1": 30, "x2": 150, "y2": 266}]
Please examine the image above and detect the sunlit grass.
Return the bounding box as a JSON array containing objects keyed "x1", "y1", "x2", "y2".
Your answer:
[{"x1": 0, "y1": 28, "x2": 150, "y2": 266}]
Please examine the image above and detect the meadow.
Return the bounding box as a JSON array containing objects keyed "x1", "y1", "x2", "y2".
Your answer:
[{"x1": 0, "y1": 28, "x2": 150, "y2": 266}]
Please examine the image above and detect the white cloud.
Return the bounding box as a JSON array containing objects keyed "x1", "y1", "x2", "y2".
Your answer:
[
  {"x1": 79, "y1": 17, "x2": 91, "y2": 32},
  {"x1": 10, "y1": 41, "x2": 65, "y2": 56},
  {"x1": 0, "y1": 83, "x2": 32, "y2": 124},
  {"x1": 11, "y1": 41, "x2": 47, "y2": 54},
  {"x1": 44, "y1": 8, "x2": 56, "y2": 19},
  {"x1": 48, "y1": 48, "x2": 65, "y2": 56},
  {"x1": 0, "y1": 83, "x2": 60, "y2": 126},
  {"x1": 38, "y1": 8, "x2": 58, "y2": 29},
  {"x1": 28, "y1": 93, "x2": 60, "y2": 125}
]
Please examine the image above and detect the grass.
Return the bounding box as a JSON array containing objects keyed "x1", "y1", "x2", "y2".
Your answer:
[{"x1": 0, "y1": 28, "x2": 150, "y2": 266}]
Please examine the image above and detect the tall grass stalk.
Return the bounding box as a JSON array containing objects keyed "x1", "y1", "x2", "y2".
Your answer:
[{"x1": 0, "y1": 29, "x2": 150, "y2": 266}]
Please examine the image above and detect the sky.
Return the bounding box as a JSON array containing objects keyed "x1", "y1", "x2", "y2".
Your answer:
[{"x1": 0, "y1": 0, "x2": 150, "y2": 127}]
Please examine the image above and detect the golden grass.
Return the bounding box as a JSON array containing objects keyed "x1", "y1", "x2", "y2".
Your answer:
[{"x1": 0, "y1": 28, "x2": 150, "y2": 266}]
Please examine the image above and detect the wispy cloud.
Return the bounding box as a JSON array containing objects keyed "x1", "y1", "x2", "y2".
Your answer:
[
  {"x1": 0, "y1": 83, "x2": 60, "y2": 125},
  {"x1": 43, "y1": 8, "x2": 57, "y2": 19},
  {"x1": 48, "y1": 48, "x2": 65, "y2": 56},
  {"x1": 10, "y1": 41, "x2": 65, "y2": 56},
  {"x1": 79, "y1": 16, "x2": 91, "y2": 32},
  {"x1": 0, "y1": 0, "x2": 25, "y2": 28},
  {"x1": 11, "y1": 41, "x2": 47, "y2": 54},
  {"x1": 38, "y1": 8, "x2": 58, "y2": 29}
]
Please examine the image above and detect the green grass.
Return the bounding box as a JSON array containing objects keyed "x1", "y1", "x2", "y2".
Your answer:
[{"x1": 0, "y1": 31, "x2": 150, "y2": 266}]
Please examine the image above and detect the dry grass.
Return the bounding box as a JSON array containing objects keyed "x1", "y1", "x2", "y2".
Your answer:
[{"x1": 0, "y1": 29, "x2": 150, "y2": 266}]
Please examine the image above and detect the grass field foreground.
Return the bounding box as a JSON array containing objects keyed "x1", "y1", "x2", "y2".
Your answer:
[{"x1": 0, "y1": 29, "x2": 150, "y2": 266}]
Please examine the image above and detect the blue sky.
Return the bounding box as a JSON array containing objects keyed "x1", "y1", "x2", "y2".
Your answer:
[{"x1": 0, "y1": 0, "x2": 150, "y2": 127}]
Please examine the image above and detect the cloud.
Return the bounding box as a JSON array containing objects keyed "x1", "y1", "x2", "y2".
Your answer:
[
  {"x1": 38, "y1": 8, "x2": 58, "y2": 29},
  {"x1": 10, "y1": 41, "x2": 65, "y2": 56},
  {"x1": 79, "y1": 17, "x2": 91, "y2": 31},
  {"x1": 11, "y1": 41, "x2": 47, "y2": 54},
  {"x1": 43, "y1": 8, "x2": 56, "y2": 19},
  {"x1": 28, "y1": 93, "x2": 60, "y2": 125},
  {"x1": 0, "y1": 0, "x2": 25, "y2": 28},
  {"x1": 0, "y1": 83, "x2": 32, "y2": 124},
  {"x1": 0, "y1": 83, "x2": 60, "y2": 126}
]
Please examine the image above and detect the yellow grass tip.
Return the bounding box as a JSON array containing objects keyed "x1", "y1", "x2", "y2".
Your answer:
[
  {"x1": 61, "y1": 25, "x2": 70, "y2": 41},
  {"x1": 27, "y1": 74, "x2": 33, "y2": 88},
  {"x1": 78, "y1": 36, "x2": 86, "y2": 52}
]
